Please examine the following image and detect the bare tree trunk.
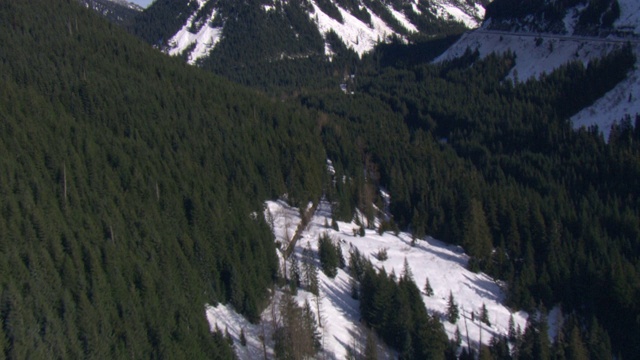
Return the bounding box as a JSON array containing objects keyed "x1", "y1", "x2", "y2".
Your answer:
[{"x1": 463, "y1": 307, "x2": 471, "y2": 354}]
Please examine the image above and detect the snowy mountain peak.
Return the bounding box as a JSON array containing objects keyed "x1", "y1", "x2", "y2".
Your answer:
[{"x1": 160, "y1": 0, "x2": 487, "y2": 62}]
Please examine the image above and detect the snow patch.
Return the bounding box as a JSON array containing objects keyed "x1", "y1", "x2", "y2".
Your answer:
[
  {"x1": 310, "y1": 1, "x2": 397, "y2": 56},
  {"x1": 274, "y1": 200, "x2": 526, "y2": 356},
  {"x1": 387, "y1": 5, "x2": 418, "y2": 33},
  {"x1": 166, "y1": 6, "x2": 223, "y2": 64},
  {"x1": 571, "y1": 60, "x2": 640, "y2": 139},
  {"x1": 428, "y1": 0, "x2": 484, "y2": 29},
  {"x1": 616, "y1": 0, "x2": 640, "y2": 34}
]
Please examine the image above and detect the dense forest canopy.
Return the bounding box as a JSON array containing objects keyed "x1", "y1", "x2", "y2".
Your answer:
[
  {"x1": 300, "y1": 40, "x2": 640, "y2": 358},
  {"x1": 2, "y1": 0, "x2": 639, "y2": 359},
  {"x1": 0, "y1": 0, "x2": 325, "y2": 357}
]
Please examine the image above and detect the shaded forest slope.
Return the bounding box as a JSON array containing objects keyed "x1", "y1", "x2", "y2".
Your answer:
[{"x1": 0, "y1": 0, "x2": 325, "y2": 358}]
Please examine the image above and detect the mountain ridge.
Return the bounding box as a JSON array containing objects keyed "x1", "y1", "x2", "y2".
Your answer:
[{"x1": 141, "y1": 0, "x2": 487, "y2": 63}]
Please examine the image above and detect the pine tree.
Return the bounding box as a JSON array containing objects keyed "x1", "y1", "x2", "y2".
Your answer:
[
  {"x1": 447, "y1": 291, "x2": 459, "y2": 323},
  {"x1": 508, "y1": 314, "x2": 517, "y2": 343},
  {"x1": 331, "y1": 217, "x2": 339, "y2": 231},
  {"x1": 462, "y1": 199, "x2": 493, "y2": 272},
  {"x1": 364, "y1": 329, "x2": 379, "y2": 360},
  {"x1": 225, "y1": 326, "x2": 233, "y2": 345},
  {"x1": 318, "y1": 232, "x2": 338, "y2": 278},
  {"x1": 480, "y1": 303, "x2": 491, "y2": 326},
  {"x1": 240, "y1": 327, "x2": 247, "y2": 347},
  {"x1": 303, "y1": 300, "x2": 322, "y2": 352},
  {"x1": 402, "y1": 258, "x2": 413, "y2": 282},
  {"x1": 308, "y1": 262, "x2": 319, "y2": 296},
  {"x1": 424, "y1": 277, "x2": 434, "y2": 296},
  {"x1": 290, "y1": 255, "x2": 301, "y2": 288}
]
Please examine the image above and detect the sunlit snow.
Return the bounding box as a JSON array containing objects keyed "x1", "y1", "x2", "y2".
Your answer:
[
  {"x1": 309, "y1": 1, "x2": 396, "y2": 56},
  {"x1": 166, "y1": 6, "x2": 222, "y2": 64},
  {"x1": 207, "y1": 199, "x2": 527, "y2": 359}
]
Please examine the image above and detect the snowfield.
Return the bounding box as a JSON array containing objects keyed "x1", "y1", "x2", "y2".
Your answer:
[
  {"x1": 166, "y1": 3, "x2": 223, "y2": 65},
  {"x1": 206, "y1": 199, "x2": 527, "y2": 359}
]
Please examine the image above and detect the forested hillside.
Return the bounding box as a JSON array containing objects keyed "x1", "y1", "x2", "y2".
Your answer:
[
  {"x1": 0, "y1": 0, "x2": 325, "y2": 357},
  {"x1": 3, "y1": 0, "x2": 640, "y2": 359},
  {"x1": 298, "y1": 41, "x2": 640, "y2": 358}
]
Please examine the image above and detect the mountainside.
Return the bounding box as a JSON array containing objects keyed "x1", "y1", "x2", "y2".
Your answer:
[
  {"x1": 484, "y1": 0, "x2": 631, "y2": 35},
  {"x1": 134, "y1": 0, "x2": 486, "y2": 64},
  {"x1": 79, "y1": 0, "x2": 143, "y2": 25},
  {"x1": 437, "y1": 0, "x2": 640, "y2": 137},
  {"x1": 0, "y1": 0, "x2": 325, "y2": 357},
  {"x1": 3, "y1": 0, "x2": 640, "y2": 359}
]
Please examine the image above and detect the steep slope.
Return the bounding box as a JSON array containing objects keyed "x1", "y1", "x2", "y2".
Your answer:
[
  {"x1": 135, "y1": 0, "x2": 486, "y2": 63},
  {"x1": 205, "y1": 200, "x2": 528, "y2": 359},
  {"x1": 0, "y1": 0, "x2": 325, "y2": 357},
  {"x1": 79, "y1": 0, "x2": 143, "y2": 25},
  {"x1": 437, "y1": 0, "x2": 640, "y2": 137}
]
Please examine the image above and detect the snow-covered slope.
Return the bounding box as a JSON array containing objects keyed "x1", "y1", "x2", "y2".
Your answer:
[
  {"x1": 436, "y1": 1, "x2": 640, "y2": 138},
  {"x1": 163, "y1": 0, "x2": 486, "y2": 60},
  {"x1": 166, "y1": 1, "x2": 223, "y2": 64},
  {"x1": 206, "y1": 199, "x2": 527, "y2": 359}
]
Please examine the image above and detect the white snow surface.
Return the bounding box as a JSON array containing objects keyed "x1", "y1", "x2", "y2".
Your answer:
[
  {"x1": 310, "y1": 1, "x2": 396, "y2": 56},
  {"x1": 166, "y1": 6, "x2": 223, "y2": 65},
  {"x1": 387, "y1": 5, "x2": 418, "y2": 33},
  {"x1": 425, "y1": 0, "x2": 484, "y2": 29},
  {"x1": 616, "y1": 0, "x2": 640, "y2": 33},
  {"x1": 207, "y1": 199, "x2": 527, "y2": 359}
]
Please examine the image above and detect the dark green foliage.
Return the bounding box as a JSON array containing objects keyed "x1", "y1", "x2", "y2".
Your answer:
[
  {"x1": 131, "y1": 0, "x2": 198, "y2": 45},
  {"x1": 273, "y1": 293, "x2": 320, "y2": 359},
  {"x1": 300, "y1": 40, "x2": 639, "y2": 359},
  {"x1": 196, "y1": 0, "x2": 330, "y2": 90},
  {"x1": 359, "y1": 265, "x2": 448, "y2": 359},
  {"x1": 447, "y1": 292, "x2": 459, "y2": 324},
  {"x1": 315, "y1": 0, "x2": 344, "y2": 23},
  {"x1": 302, "y1": 243, "x2": 319, "y2": 295},
  {"x1": 318, "y1": 232, "x2": 339, "y2": 278},
  {"x1": 240, "y1": 327, "x2": 247, "y2": 347},
  {"x1": 462, "y1": 199, "x2": 493, "y2": 272},
  {"x1": 331, "y1": 217, "x2": 340, "y2": 231},
  {"x1": 578, "y1": 0, "x2": 621, "y2": 29},
  {"x1": 424, "y1": 277, "x2": 434, "y2": 297},
  {"x1": 480, "y1": 303, "x2": 491, "y2": 327},
  {"x1": 0, "y1": 0, "x2": 326, "y2": 357}
]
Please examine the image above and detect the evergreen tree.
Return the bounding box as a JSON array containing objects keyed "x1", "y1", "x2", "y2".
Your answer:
[
  {"x1": 290, "y1": 255, "x2": 301, "y2": 289},
  {"x1": 318, "y1": 232, "x2": 339, "y2": 278},
  {"x1": 447, "y1": 291, "x2": 459, "y2": 324},
  {"x1": 424, "y1": 277, "x2": 434, "y2": 297},
  {"x1": 331, "y1": 217, "x2": 339, "y2": 231},
  {"x1": 480, "y1": 303, "x2": 491, "y2": 326},
  {"x1": 364, "y1": 329, "x2": 379, "y2": 360},
  {"x1": 240, "y1": 328, "x2": 247, "y2": 347},
  {"x1": 508, "y1": 314, "x2": 517, "y2": 343},
  {"x1": 463, "y1": 199, "x2": 493, "y2": 272},
  {"x1": 303, "y1": 300, "x2": 322, "y2": 352}
]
